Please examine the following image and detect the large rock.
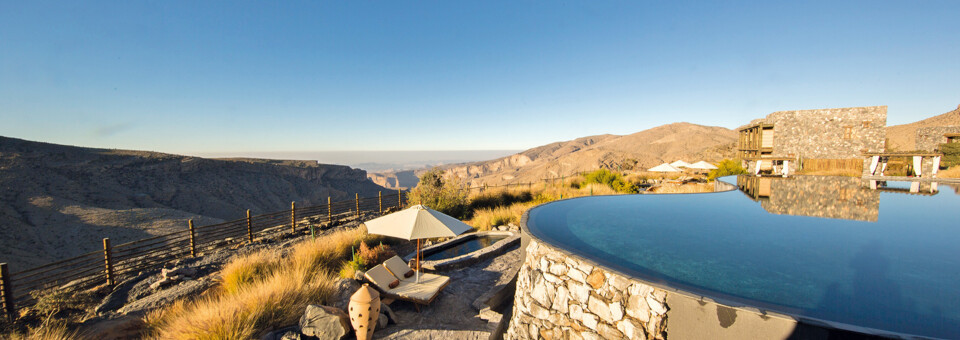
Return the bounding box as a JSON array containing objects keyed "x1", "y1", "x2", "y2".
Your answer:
[
  {"x1": 330, "y1": 279, "x2": 361, "y2": 311},
  {"x1": 299, "y1": 305, "x2": 350, "y2": 339}
]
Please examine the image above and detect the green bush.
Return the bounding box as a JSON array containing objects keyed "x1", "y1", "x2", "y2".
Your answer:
[
  {"x1": 407, "y1": 168, "x2": 469, "y2": 219},
  {"x1": 707, "y1": 159, "x2": 747, "y2": 180},
  {"x1": 581, "y1": 169, "x2": 638, "y2": 194},
  {"x1": 940, "y1": 143, "x2": 960, "y2": 168}
]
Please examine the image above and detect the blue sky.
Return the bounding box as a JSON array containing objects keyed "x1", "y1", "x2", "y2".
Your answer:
[{"x1": 1, "y1": 1, "x2": 958, "y2": 154}]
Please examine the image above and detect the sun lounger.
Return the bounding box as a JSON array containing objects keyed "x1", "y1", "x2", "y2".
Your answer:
[
  {"x1": 363, "y1": 262, "x2": 450, "y2": 310},
  {"x1": 383, "y1": 255, "x2": 447, "y2": 284}
]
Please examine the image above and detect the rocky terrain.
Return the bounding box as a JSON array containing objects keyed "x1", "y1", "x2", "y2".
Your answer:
[
  {"x1": 432, "y1": 122, "x2": 737, "y2": 187},
  {"x1": 885, "y1": 104, "x2": 960, "y2": 151},
  {"x1": 0, "y1": 136, "x2": 388, "y2": 271}
]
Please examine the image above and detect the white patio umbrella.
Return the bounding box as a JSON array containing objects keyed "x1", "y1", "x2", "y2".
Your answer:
[{"x1": 363, "y1": 204, "x2": 472, "y2": 282}]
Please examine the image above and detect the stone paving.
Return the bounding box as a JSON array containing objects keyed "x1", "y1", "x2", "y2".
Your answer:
[{"x1": 373, "y1": 245, "x2": 521, "y2": 340}]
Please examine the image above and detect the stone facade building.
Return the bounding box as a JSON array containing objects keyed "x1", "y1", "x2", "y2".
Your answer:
[
  {"x1": 737, "y1": 106, "x2": 887, "y2": 174},
  {"x1": 916, "y1": 126, "x2": 960, "y2": 152}
]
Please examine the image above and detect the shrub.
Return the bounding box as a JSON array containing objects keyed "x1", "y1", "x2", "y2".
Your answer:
[
  {"x1": 940, "y1": 143, "x2": 960, "y2": 168},
  {"x1": 358, "y1": 242, "x2": 396, "y2": 266},
  {"x1": 707, "y1": 159, "x2": 747, "y2": 180},
  {"x1": 580, "y1": 169, "x2": 637, "y2": 194},
  {"x1": 406, "y1": 168, "x2": 469, "y2": 219}
]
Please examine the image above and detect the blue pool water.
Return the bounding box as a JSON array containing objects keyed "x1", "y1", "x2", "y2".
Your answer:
[
  {"x1": 525, "y1": 176, "x2": 960, "y2": 338},
  {"x1": 423, "y1": 235, "x2": 509, "y2": 261}
]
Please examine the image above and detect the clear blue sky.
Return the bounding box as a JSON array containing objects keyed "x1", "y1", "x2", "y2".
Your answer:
[{"x1": 2, "y1": 1, "x2": 958, "y2": 154}]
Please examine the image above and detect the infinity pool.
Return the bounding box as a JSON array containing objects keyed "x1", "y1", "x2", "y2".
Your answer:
[{"x1": 525, "y1": 175, "x2": 960, "y2": 338}]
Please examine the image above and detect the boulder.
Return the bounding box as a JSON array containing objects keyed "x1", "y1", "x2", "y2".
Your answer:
[
  {"x1": 380, "y1": 302, "x2": 398, "y2": 324},
  {"x1": 299, "y1": 305, "x2": 350, "y2": 339},
  {"x1": 330, "y1": 279, "x2": 361, "y2": 311}
]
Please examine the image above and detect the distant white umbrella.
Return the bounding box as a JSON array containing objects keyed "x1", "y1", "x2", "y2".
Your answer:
[
  {"x1": 363, "y1": 204, "x2": 472, "y2": 282},
  {"x1": 648, "y1": 163, "x2": 682, "y2": 172},
  {"x1": 670, "y1": 160, "x2": 691, "y2": 168},
  {"x1": 688, "y1": 161, "x2": 719, "y2": 170}
]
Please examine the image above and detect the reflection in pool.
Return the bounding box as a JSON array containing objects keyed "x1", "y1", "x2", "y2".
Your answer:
[
  {"x1": 423, "y1": 235, "x2": 509, "y2": 261},
  {"x1": 525, "y1": 175, "x2": 960, "y2": 338}
]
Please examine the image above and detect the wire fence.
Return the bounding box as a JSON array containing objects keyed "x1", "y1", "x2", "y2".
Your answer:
[{"x1": 0, "y1": 191, "x2": 407, "y2": 321}]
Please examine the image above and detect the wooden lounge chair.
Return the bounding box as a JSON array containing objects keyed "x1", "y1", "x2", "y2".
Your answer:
[{"x1": 363, "y1": 260, "x2": 450, "y2": 310}]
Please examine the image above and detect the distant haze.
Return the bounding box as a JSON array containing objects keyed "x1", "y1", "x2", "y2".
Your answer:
[{"x1": 189, "y1": 150, "x2": 520, "y2": 172}]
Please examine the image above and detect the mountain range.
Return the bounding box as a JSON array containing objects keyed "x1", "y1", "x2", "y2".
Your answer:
[{"x1": 0, "y1": 136, "x2": 387, "y2": 270}]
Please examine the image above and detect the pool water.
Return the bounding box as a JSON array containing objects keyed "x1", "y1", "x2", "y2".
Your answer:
[
  {"x1": 525, "y1": 175, "x2": 960, "y2": 338},
  {"x1": 424, "y1": 235, "x2": 509, "y2": 261}
]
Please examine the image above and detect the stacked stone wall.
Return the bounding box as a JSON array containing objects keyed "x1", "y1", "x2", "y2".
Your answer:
[
  {"x1": 764, "y1": 106, "x2": 887, "y2": 159},
  {"x1": 506, "y1": 239, "x2": 668, "y2": 340},
  {"x1": 916, "y1": 126, "x2": 960, "y2": 152}
]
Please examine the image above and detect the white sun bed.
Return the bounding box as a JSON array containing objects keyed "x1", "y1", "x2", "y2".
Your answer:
[{"x1": 363, "y1": 261, "x2": 450, "y2": 309}]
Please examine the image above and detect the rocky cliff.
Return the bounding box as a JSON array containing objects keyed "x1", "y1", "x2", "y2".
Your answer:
[{"x1": 0, "y1": 136, "x2": 388, "y2": 270}]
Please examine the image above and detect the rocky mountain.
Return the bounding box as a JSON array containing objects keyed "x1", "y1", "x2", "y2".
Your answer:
[
  {"x1": 432, "y1": 122, "x2": 737, "y2": 187},
  {"x1": 0, "y1": 136, "x2": 388, "y2": 270},
  {"x1": 886, "y1": 105, "x2": 960, "y2": 151}
]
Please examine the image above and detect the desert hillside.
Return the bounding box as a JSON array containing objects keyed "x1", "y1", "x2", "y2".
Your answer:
[
  {"x1": 886, "y1": 105, "x2": 960, "y2": 151},
  {"x1": 431, "y1": 122, "x2": 737, "y2": 186},
  {"x1": 0, "y1": 136, "x2": 388, "y2": 271}
]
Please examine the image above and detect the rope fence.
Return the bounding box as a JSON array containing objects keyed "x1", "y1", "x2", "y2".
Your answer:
[{"x1": 0, "y1": 190, "x2": 407, "y2": 321}]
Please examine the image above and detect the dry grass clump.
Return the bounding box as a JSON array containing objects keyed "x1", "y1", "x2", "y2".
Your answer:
[
  {"x1": 647, "y1": 182, "x2": 715, "y2": 194},
  {"x1": 467, "y1": 203, "x2": 536, "y2": 231},
  {"x1": 144, "y1": 228, "x2": 368, "y2": 339},
  {"x1": 2, "y1": 321, "x2": 79, "y2": 340},
  {"x1": 939, "y1": 165, "x2": 960, "y2": 178}
]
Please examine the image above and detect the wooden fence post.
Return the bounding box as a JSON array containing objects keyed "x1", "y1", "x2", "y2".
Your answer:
[
  {"x1": 0, "y1": 263, "x2": 15, "y2": 321},
  {"x1": 246, "y1": 210, "x2": 253, "y2": 243},
  {"x1": 355, "y1": 193, "x2": 360, "y2": 218},
  {"x1": 188, "y1": 219, "x2": 196, "y2": 257},
  {"x1": 397, "y1": 189, "x2": 402, "y2": 208},
  {"x1": 327, "y1": 197, "x2": 332, "y2": 223},
  {"x1": 291, "y1": 201, "x2": 296, "y2": 233},
  {"x1": 378, "y1": 191, "x2": 382, "y2": 214},
  {"x1": 102, "y1": 238, "x2": 115, "y2": 287}
]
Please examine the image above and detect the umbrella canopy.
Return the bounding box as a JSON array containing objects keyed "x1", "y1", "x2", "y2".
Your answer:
[
  {"x1": 648, "y1": 163, "x2": 682, "y2": 172},
  {"x1": 669, "y1": 160, "x2": 691, "y2": 168},
  {"x1": 688, "y1": 160, "x2": 719, "y2": 170},
  {"x1": 363, "y1": 204, "x2": 473, "y2": 282},
  {"x1": 364, "y1": 204, "x2": 473, "y2": 240}
]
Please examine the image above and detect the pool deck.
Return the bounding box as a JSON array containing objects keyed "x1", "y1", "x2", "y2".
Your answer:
[{"x1": 374, "y1": 245, "x2": 521, "y2": 340}]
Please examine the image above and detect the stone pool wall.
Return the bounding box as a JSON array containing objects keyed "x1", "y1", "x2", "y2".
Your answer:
[{"x1": 506, "y1": 239, "x2": 668, "y2": 340}]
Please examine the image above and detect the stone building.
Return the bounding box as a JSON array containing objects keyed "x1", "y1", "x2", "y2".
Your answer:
[
  {"x1": 737, "y1": 106, "x2": 887, "y2": 174},
  {"x1": 916, "y1": 126, "x2": 960, "y2": 152}
]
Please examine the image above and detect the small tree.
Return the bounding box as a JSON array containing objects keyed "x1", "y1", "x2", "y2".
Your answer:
[
  {"x1": 407, "y1": 168, "x2": 469, "y2": 219},
  {"x1": 707, "y1": 159, "x2": 747, "y2": 180}
]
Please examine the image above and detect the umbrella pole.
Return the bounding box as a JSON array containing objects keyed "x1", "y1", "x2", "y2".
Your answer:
[{"x1": 416, "y1": 239, "x2": 421, "y2": 283}]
